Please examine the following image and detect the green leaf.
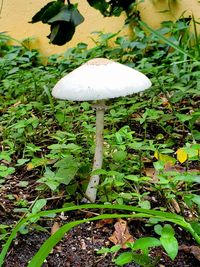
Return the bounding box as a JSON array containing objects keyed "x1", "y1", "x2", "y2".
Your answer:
[
  {"x1": 48, "y1": 144, "x2": 66, "y2": 150},
  {"x1": 0, "y1": 152, "x2": 12, "y2": 162},
  {"x1": 153, "y1": 160, "x2": 165, "y2": 171},
  {"x1": 125, "y1": 175, "x2": 139, "y2": 182},
  {"x1": 154, "y1": 224, "x2": 162, "y2": 235},
  {"x1": 114, "y1": 252, "x2": 133, "y2": 266},
  {"x1": 160, "y1": 224, "x2": 178, "y2": 260},
  {"x1": 185, "y1": 194, "x2": 200, "y2": 207},
  {"x1": 176, "y1": 113, "x2": 193, "y2": 122},
  {"x1": 56, "y1": 166, "x2": 77, "y2": 185},
  {"x1": 139, "y1": 200, "x2": 151, "y2": 210},
  {"x1": 31, "y1": 1, "x2": 64, "y2": 24},
  {"x1": 113, "y1": 151, "x2": 127, "y2": 162},
  {"x1": 53, "y1": 156, "x2": 78, "y2": 168},
  {"x1": 161, "y1": 224, "x2": 175, "y2": 238},
  {"x1": 190, "y1": 222, "x2": 200, "y2": 235},
  {"x1": 96, "y1": 247, "x2": 110, "y2": 254},
  {"x1": 48, "y1": 5, "x2": 84, "y2": 26},
  {"x1": 48, "y1": 22, "x2": 75, "y2": 45},
  {"x1": 45, "y1": 180, "x2": 60, "y2": 191},
  {"x1": 65, "y1": 143, "x2": 81, "y2": 151},
  {"x1": 87, "y1": 0, "x2": 109, "y2": 15},
  {"x1": 16, "y1": 159, "x2": 30, "y2": 166},
  {"x1": 91, "y1": 169, "x2": 107, "y2": 175},
  {"x1": 131, "y1": 237, "x2": 161, "y2": 255},
  {"x1": 70, "y1": 7, "x2": 84, "y2": 26},
  {"x1": 55, "y1": 111, "x2": 65, "y2": 124},
  {"x1": 0, "y1": 166, "x2": 15, "y2": 178},
  {"x1": 160, "y1": 235, "x2": 178, "y2": 260},
  {"x1": 191, "y1": 195, "x2": 200, "y2": 206},
  {"x1": 32, "y1": 199, "x2": 47, "y2": 215},
  {"x1": 31, "y1": 1, "x2": 55, "y2": 23},
  {"x1": 110, "y1": 245, "x2": 121, "y2": 253},
  {"x1": 173, "y1": 173, "x2": 200, "y2": 183},
  {"x1": 131, "y1": 252, "x2": 154, "y2": 267},
  {"x1": 48, "y1": 23, "x2": 60, "y2": 44},
  {"x1": 48, "y1": 6, "x2": 71, "y2": 23}
]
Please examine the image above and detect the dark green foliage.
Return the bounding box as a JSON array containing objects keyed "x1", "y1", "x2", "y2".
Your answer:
[
  {"x1": 87, "y1": 0, "x2": 109, "y2": 16},
  {"x1": 48, "y1": 21, "x2": 75, "y2": 45},
  {"x1": 87, "y1": 0, "x2": 135, "y2": 16},
  {"x1": 31, "y1": 1, "x2": 64, "y2": 23},
  {"x1": 30, "y1": 1, "x2": 84, "y2": 45}
]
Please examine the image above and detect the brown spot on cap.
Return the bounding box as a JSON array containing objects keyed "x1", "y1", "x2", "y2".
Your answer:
[{"x1": 85, "y1": 58, "x2": 112, "y2": 66}]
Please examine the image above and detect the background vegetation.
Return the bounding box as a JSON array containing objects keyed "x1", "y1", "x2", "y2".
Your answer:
[{"x1": 0, "y1": 7, "x2": 200, "y2": 266}]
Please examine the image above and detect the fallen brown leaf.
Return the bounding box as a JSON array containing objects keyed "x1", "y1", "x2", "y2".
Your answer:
[
  {"x1": 109, "y1": 219, "x2": 134, "y2": 249},
  {"x1": 96, "y1": 219, "x2": 113, "y2": 228},
  {"x1": 144, "y1": 168, "x2": 158, "y2": 183},
  {"x1": 51, "y1": 222, "x2": 60, "y2": 235}
]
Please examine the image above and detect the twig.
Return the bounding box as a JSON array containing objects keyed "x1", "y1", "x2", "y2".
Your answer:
[{"x1": 79, "y1": 209, "x2": 100, "y2": 216}]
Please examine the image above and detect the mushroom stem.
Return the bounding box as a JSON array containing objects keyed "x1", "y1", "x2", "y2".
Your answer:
[{"x1": 85, "y1": 100, "x2": 106, "y2": 202}]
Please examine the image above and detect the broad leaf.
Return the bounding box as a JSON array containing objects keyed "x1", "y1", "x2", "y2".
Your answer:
[
  {"x1": 160, "y1": 224, "x2": 178, "y2": 260},
  {"x1": 31, "y1": 1, "x2": 64, "y2": 24},
  {"x1": 56, "y1": 166, "x2": 78, "y2": 185},
  {"x1": 70, "y1": 7, "x2": 84, "y2": 26},
  {"x1": 87, "y1": 0, "x2": 109, "y2": 15},
  {"x1": 113, "y1": 151, "x2": 127, "y2": 162},
  {"x1": 114, "y1": 252, "x2": 133, "y2": 266},
  {"x1": 131, "y1": 237, "x2": 161, "y2": 255},
  {"x1": 32, "y1": 199, "x2": 47, "y2": 215},
  {"x1": 160, "y1": 235, "x2": 178, "y2": 260},
  {"x1": 48, "y1": 22, "x2": 75, "y2": 45},
  {"x1": 131, "y1": 252, "x2": 154, "y2": 267},
  {"x1": 48, "y1": 6, "x2": 71, "y2": 23}
]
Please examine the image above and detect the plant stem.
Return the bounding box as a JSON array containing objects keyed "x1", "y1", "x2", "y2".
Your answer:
[{"x1": 85, "y1": 100, "x2": 106, "y2": 202}]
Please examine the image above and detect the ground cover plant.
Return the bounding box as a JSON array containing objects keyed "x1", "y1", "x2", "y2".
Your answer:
[{"x1": 0, "y1": 17, "x2": 200, "y2": 266}]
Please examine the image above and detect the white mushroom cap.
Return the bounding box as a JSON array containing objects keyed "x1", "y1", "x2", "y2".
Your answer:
[{"x1": 52, "y1": 58, "x2": 151, "y2": 101}]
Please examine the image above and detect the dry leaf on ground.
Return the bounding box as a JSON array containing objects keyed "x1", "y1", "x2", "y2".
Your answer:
[
  {"x1": 109, "y1": 219, "x2": 134, "y2": 249},
  {"x1": 51, "y1": 222, "x2": 60, "y2": 235},
  {"x1": 96, "y1": 219, "x2": 113, "y2": 228}
]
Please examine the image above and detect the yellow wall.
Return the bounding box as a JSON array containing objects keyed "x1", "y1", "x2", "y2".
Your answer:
[
  {"x1": 1, "y1": 0, "x2": 200, "y2": 56},
  {"x1": 139, "y1": 0, "x2": 200, "y2": 29}
]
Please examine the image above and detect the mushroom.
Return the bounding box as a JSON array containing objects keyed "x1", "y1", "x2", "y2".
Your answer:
[{"x1": 52, "y1": 58, "x2": 151, "y2": 202}]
